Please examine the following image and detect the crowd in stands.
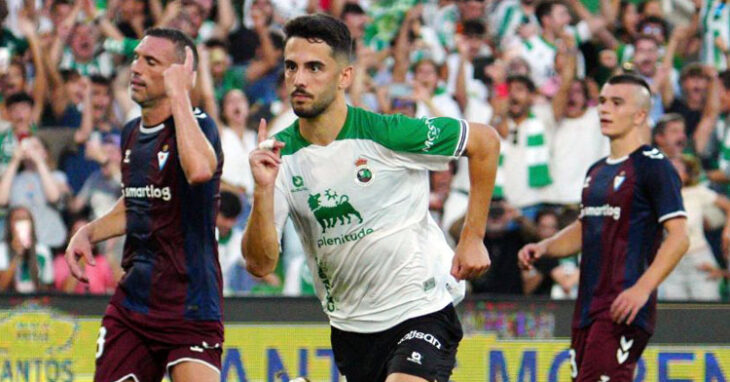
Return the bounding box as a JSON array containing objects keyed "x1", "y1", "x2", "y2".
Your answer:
[{"x1": 0, "y1": 0, "x2": 728, "y2": 301}]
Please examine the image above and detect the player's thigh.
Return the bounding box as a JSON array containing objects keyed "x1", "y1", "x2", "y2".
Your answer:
[
  {"x1": 575, "y1": 320, "x2": 650, "y2": 382},
  {"x1": 94, "y1": 313, "x2": 165, "y2": 382},
  {"x1": 385, "y1": 372, "x2": 430, "y2": 382},
  {"x1": 168, "y1": 361, "x2": 219, "y2": 382},
  {"x1": 167, "y1": 346, "x2": 222, "y2": 382},
  {"x1": 570, "y1": 326, "x2": 590, "y2": 381},
  {"x1": 386, "y1": 304, "x2": 463, "y2": 382},
  {"x1": 330, "y1": 326, "x2": 390, "y2": 382}
]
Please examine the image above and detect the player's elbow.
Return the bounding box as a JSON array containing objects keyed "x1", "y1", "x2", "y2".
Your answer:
[
  {"x1": 184, "y1": 166, "x2": 215, "y2": 185},
  {"x1": 465, "y1": 123, "x2": 500, "y2": 159},
  {"x1": 246, "y1": 261, "x2": 273, "y2": 278}
]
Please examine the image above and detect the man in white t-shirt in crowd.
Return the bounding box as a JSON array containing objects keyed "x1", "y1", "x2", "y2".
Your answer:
[{"x1": 542, "y1": 37, "x2": 608, "y2": 206}]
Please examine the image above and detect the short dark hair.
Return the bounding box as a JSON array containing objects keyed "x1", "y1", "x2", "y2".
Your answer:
[
  {"x1": 605, "y1": 74, "x2": 652, "y2": 95},
  {"x1": 679, "y1": 62, "x2": 706, "y2": 83},
  {"x1": 219, "y1": 191, "x2": 242, "y2": 219},
  {"x1": 341, "y1": 3, "x2": 365, "y2": 17},
  {"x1": 535, "y1": 0, "x2": 565, "y2": 27},
  {"x1": 204, "y1": 38, "x2": 228, "y2": 50},
  {"x1": 60, "y1": 68, "x2": 81, "y2": 83},
  {"x1": 462, "y1": 19, "x2": 486, "y2": 37},
  {"x1": 90, "y1": 74, "x2": 111, "y2": 87},
  {"x1": 507, "y1": 74, "x2": 536, "y2": 93},
  {"x1": 284, "y1": 14, "x2": 353, "y2": 62},
  {"x1": 652, "y1": 113, "x2": 684, "y2": 139},
  {"x1": 144, "y1": 27, "x2": 199, "y2": 71},
  {"x1": 5, "y1": 92, "x2": 34, "y2": 108}
]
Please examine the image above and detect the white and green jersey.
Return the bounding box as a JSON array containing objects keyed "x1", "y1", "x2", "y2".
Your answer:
[
  {"x1": 490, "y1": 0, "x2": 537, "y2": 49},
  {"x1": 701, "y1": 0, "x2": 730, "y2": 70},
  {"x1": 272, "y1": 106, "x2": 468, "y2": 333},
  {"x1": 519, "y1": 23, "x2": 591, "y2": 87},
  {"x1": 59, "y1": 48, "x2": 115, "y2": 77}
]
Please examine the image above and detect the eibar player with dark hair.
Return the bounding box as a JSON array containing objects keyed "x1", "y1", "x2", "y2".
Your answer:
[
  {"x1": 243, "y1": 14, "x2": 500, "y2": 382},
  {"x1": 519, "y1": 74, "x2": 689, "y2": 381},
  {"x1": 65, "y1": 27, "x2": 223, "y2": 382}
]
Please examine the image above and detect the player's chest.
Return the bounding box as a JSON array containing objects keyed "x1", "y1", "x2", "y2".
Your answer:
[
  {"x1": 284, "y1": 146, "x2": 398, "y2": 214},
  {"x1": 582, "y1": 164, "x2": 637, "y2": 208},
  {"x1": 121, "y1": 133, "x2": 178, "y2": 185}
]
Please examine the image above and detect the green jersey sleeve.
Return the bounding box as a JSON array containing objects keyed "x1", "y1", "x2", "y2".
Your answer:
[{"x1": 368, "y1": 113, "x2": 469, "y2": 158}]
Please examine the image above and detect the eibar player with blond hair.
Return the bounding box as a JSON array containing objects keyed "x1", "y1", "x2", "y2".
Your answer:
[{"x1": 243, "y1": 13, "x2": 500, "y2": 382}]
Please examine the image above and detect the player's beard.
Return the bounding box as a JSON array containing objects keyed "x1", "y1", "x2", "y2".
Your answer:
[{"x1": 292, "y1": 88, "x2": 336, "y2": 119}]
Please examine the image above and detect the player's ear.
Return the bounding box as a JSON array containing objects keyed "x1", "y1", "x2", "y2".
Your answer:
[
  {"x1": 633, "y1": 106, "x2": 648, "y2": 127},
  {"x1": 338, "y1": 64, "x2": 353, "y2": 90}
]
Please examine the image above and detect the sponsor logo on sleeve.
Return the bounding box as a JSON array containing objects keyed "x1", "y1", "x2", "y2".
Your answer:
[{"x1": 422, "y1": 118, "x2": 442, "y2": 152}]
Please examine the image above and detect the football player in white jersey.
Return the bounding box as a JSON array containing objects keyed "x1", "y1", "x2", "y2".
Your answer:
[{"x1": 243, "y1": 14, "x2": 500, "y2": 382}]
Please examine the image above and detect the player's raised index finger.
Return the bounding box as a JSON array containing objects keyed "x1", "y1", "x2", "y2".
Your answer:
[
  {"x1": 257, "y1": 118, "x2": 268, "y2": 143},
  {"x1": 184, "y1": 46, "x2": 194, "y2": 72}
]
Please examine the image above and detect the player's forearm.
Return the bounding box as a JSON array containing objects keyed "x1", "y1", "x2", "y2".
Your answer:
[
  {"x1": 542, "y1": 220, "x2": 583, "y2": 258},
  {"x1": 85, "y1": 198, "x2": 126, "y2": 244},
  {"x1": 633, "y1": 221, "x2": 689, "y2": 294},
  {"x1": 242, "y1": 187, "x2": 280, "y2": 277},
  {"x1": 170, "y1": 95, "x2": 217, "y2": 184},
  {"x1": 460, "y1": 124, "x2": 500, "y2": 241}
]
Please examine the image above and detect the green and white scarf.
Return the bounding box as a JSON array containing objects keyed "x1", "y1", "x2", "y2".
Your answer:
[
  {"x1": 495, "y1": 115, "x2": 552, "y2": 198},
  {"x1": 718, "y1": 115, "x2": 730, "y2": 174},
  {"x1": 494, "y1": 143, "x2": 505, "y2": 198}
]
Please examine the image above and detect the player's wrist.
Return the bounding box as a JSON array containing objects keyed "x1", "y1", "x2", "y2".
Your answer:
[
  {"x1": 459, "y1": 225, "x2": 485, "y2": 241},
  {"x1": 632, "y1": 279, "x2": 654, "y2": 295},
  {"x1": 168, "y1": 89, "x2": 191, "y2": 103},
  {"x1": 253, "y1": 183, "x2": 275, "y2": 196}
]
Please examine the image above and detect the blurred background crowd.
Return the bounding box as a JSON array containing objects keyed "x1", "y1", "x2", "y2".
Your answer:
[{"x1": 0, "y1": 0, "x2": 728, "y2": 302}]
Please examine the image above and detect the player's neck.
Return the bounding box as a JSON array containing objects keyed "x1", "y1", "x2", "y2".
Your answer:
[
  {"x1": 298, "y1": 96, "x2": 348, "y2": 146},
  {"x1": 609, "y1": 129, "x2": 643, "y2": 160},
  {"x1": 141, "y1": 98, "x2": 173, "y2": 127}
]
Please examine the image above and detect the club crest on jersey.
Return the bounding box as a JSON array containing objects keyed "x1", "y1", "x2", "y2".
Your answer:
[
  {"x1": 613, "y1": 171, "x2": 626, "y2": 191},
  {"x1": 354, "y1": 157, "x2": 373, "y2": 186},
  {"x1": 157, "y1": 144, "x2": 170, "y2": 170}
]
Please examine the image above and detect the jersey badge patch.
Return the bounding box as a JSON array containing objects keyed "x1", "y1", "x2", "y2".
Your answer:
[
  {"x1": 158, "y1": 145, "x2": 170, "y2": 170},
  {"x1": 613, "y1": 171, "x2": 625, "y2": 191},
  {"x1": 355, "y1": 157, "x2": 373, "y2": 186},
  {"x1": 291, "y1": 175, "x2": 308, "y2": 192}
]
